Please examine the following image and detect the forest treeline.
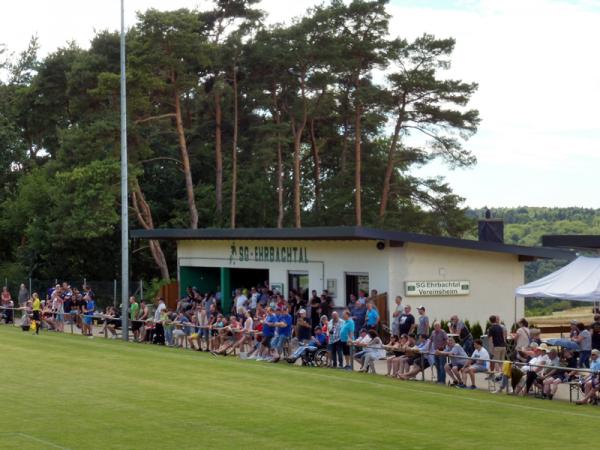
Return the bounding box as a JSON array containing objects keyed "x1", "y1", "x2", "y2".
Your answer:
[
  {"x1": 0, "y1": 0, "x2": 481, "y2": 281},
  {"x1": 469, "y1": 207, "x2": 600, "y2": 247}
]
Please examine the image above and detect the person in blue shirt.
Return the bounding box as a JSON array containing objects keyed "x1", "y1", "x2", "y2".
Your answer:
[
  {"x1": 313, "y1": 328, "x2": 327, "y2": 347},
  {"x1": 272, "y1": 306, "x2": 293, "y2": 363},
  {"x1": 340, "y1": 310, "x2": 355, "y2": 370},
  {"x1": 366, "y1": 302, "x2": 380, "y2": 330},
  {"x1": 172, "y1": 312, "x2": 190, "y2": 348},
  {"x1": 576, "y1": 348, "x2": 600, "y2": 404},
  {"x1": 351, "y1": 301, "x2": 367, "y2": 338},
  {"x1": 82, "y1": 293, "x2": 96, "y2": 337},
  {"x1": 286, "y1": 326, "x2": 328, "y2": 364},
  {"x1": 258, "y1": 308, "x2": 278, "y2": 361}
]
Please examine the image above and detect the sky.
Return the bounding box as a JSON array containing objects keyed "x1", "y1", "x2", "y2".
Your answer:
[{"x1": 1, "y1": 0, "x2": 599, "y2": 208}]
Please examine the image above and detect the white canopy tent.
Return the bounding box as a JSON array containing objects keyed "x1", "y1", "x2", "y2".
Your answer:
[{"x1": 515, "y1": 255, "x2": 600, "y2": 301}]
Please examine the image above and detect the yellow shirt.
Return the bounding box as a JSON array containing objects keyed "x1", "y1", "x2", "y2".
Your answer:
[{"x1": 32, "y1": 298, "x2": 41, "y2": 311}]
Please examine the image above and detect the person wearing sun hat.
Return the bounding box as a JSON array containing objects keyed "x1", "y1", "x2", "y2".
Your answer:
[
  {"x1": 575, "y1": 348, "x2": 600, "y2": 404},
  {"x1": 514, "y1": 342, "x2": 551, "y2": 395},
  {"x1": 541, "y1": 347, "x2": 563, "y2": 400}
]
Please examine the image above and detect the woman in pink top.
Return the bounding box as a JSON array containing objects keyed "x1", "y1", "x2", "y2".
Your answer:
[{"x1": 1, "y1": 287, "x2": 12, "y2": 306}]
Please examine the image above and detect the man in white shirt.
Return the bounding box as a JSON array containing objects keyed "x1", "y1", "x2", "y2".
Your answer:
[
  {"x1": 152, "y1": 298, "x2": 167, "y2": 345},
  {"x1": 515, "y1": 343, "x2": 551, "y2": 395},
  {"x1": 249, "y1": 287, "x2": 259, "y2": 313},
  {"x1": 327, "y1": 311, "x2": 345, "y2": 368},
  {"x1": 391, "y1": 296, "x2": 403, "y2": 336},
  {"x1": 352, "y1": 328, "x2": 373, "y2": 365},
  {"x1": 234, "y1": 289, "x2": 248, "y2": 317},
  {"x1": 154, "y1": 298, "x2": 166, "y2": 323},
  {"x1": 460, "y1": 339, "x2": 490, "y2": 389},
  {"x1": 354, "y1": 329, "x2": 372, "y2": 345}
]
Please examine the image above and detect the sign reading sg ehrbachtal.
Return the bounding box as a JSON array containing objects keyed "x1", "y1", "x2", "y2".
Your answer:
[
  {"x1": 229, "y1": 244, "x2": 309, "y2": 264},
  {"x1": 405, "y1": 280, "x2": 470, "y2": 297}
]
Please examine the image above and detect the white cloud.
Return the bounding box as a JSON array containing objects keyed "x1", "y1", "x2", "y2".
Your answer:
[
  {"x1": 0, "y1": 0, "x2": 320, "y2": 56},
  {"x1": 1, "y1": 0, "x2": 599, "y2": 206},
  {"x1": 390, "y1": 0, "x2": 600, "y2": 206}
]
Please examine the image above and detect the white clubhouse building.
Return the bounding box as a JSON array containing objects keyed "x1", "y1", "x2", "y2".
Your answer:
[{"x1": 131, "y1": 226, "x2": 573, "y2": 328}]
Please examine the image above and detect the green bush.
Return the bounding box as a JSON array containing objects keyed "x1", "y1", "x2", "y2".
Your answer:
[
  {"x1": 484, "y1": 321, "x2": 491, "y2": 334},
  {"x1": 440, "y1": 319, "x2": 449, "y2": 332},
  {"x1": 144, "y1": 277, "x2": 176, "y2": 304},
  {"x1": 471, "y1": 322, "x2": 483, "y2": 340}
]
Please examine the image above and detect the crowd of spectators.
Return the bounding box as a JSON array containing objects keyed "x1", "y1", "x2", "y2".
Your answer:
[
  {"x1": 3, "y1": 280, "x2": 600, "y2": 405},
  {"x1": 0, "y1": 282, "x2": 96, "y2": 336}
]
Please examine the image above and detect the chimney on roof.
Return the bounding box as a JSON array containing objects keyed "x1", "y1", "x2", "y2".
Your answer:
[{"x1": 478, "y1": 208, "x2": 504, "y2": 244}]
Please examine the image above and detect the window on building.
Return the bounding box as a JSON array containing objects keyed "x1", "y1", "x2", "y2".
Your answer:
[
  {"x1": 345, "y1": 273, "x2": 369, "y2": 305},
  {"x1": 288, "y1": 271, "x2": 309, "y2": 301}
]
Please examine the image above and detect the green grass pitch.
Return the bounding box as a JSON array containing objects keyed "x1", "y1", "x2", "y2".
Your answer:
[{"x1": 1, "y1": 326, "x2": 598, "y2": 450}]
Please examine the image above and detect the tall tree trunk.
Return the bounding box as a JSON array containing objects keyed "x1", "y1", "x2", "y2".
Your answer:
[
  {"x1": 309, "y1": 118, "x2": 322, "y2": 213},
  {"x1": 230, "y1": 66, "x2": 239, "y2": 229},
  {"x1": 213, "y1": 16, "x2": 225, "y2": 223},
  {"x1": 215, "y1": 90, "x2": 223, "y2": 222},
  {"x1": 293, "y1": 135, "x2": 303, "y2": 228},
  {"x1": 354, "y1": 103, "x2": 362, "y2": 227},
  {"x1": 173, "y1": 85, "x2": 199, "y2": 229},
  {"x1": 148, "y1": 240, "x2": 170, "y2": 281},
  {"x1": 341, "y1": 119, "x2": 349, "y2": 173},
  {"x1": 276, "y1": 136, "x2": 284, "y2": 228},
  {"x1": 379, "y1": 114, "x2": 404, "y2": 221},
  {"x1": 292, "y1": 77, "x2": 309, "y2": 229},
  {"x1": 271, "y1": 87, "x2": 285, "y2": 229},
  {"x1": 340, "y1": 87, "x2": 351, "y2": 174},
  {"x1": 131, "y1": 179, "x2": 170, "y2": 280}
]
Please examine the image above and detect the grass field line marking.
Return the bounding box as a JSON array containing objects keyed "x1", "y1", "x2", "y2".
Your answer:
[
  {"x1": 245, "y1": 362, "x2": 600, "y2": 420},
  {"x1": 0, "y1": 432, "x2": 71, "y2": 450}
]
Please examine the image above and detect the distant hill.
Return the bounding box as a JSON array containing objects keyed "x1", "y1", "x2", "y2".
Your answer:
[
  {"x1": 467, "y1": 206, "x2": 600, "y2": 281},
  {"x1": 466, "y1": 207, "x2": 600, "y2": 315},
  {"x1": 468, "y1": 207, "x2": 600, "y2": 245}
]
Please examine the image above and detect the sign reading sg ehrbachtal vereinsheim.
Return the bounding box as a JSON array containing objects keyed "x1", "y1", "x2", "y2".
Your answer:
[{"x1": 405, "y1": 280, "x2": 470, "y2": 297}]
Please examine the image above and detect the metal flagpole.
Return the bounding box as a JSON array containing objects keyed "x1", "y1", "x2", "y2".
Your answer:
[{"x1": 120, "y1": 0, "x2": 129, "y2": 341}]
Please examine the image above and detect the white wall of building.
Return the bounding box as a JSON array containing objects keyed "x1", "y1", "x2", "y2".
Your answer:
[
  {"x1": 177, "y1": 239, "x2": 390, "y2": 307},
  {"x1": 390, "y1": 243, "x2": 525, "y2": 328},
  {"x1": 177, "y1": 239, "x2": 526, "y2": 328}
]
